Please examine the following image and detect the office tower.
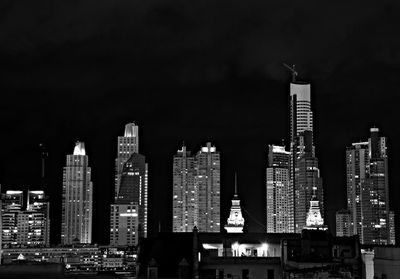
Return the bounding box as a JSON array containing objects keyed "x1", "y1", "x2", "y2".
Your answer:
[
  {"x1": 224, "y1": 174, "x2": 245, "y2": 233},
  {"x1": 289, "y1": 82, "x2": 324, "y2": 233},
  {"x1": 336, "y1": 209, "x2": 352, "y2": 237},
  {"x1": 195, "y1": 142, "x2": 220, "y2": 232},
  {"x1": 343, "y1": 128, "x2": 395, "y2": 245},
  {"x1": 266, "y1": 145, "x2": 293, "y2": 233},
  {"x1": 172, "y1": 144, "x2": 196, "y2": 232},
  {"x1": 61, "y1": 141, "x2": 93, "y2": 245},
  {"x1": 110, "y1": 153, "x2": 148, "y2": 245},
  {"x1": 115, "y1": 123, "x2": 139, "y2": 198},
  {"x1": 1, "y1": 190, "x2": 50, "y2": 247}
]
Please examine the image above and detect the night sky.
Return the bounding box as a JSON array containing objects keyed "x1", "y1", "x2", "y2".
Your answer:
[{"x1": 1, "y1": 0, "x2": 400, "y2": 245}]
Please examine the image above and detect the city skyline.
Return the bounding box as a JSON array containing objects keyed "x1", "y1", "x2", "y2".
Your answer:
[{"x1": 1, "y1": 1, "x2": 400, "y2": 246}]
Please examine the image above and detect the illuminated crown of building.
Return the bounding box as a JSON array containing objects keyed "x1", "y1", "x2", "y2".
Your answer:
[
  {"x1": 225, "y1": 174, "x2": 245, "y2": 233},
  {"x1": 305, "y1": 187, "x2": 327, "y2": 230},
  {"x1": 73, "y1": 141, "x2": 86, "y2": 156},
  {"x1": 124, "y1": 122, "x2": 138, "y2": 137}
]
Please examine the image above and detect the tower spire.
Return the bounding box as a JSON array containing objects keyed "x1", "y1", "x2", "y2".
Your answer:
[{"x1": 234, "y1": 172, "x2": 237, "y2": 196}]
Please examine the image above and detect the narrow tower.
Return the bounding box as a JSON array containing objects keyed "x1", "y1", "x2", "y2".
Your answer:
[
  {"x1": 224, "y1": 173, "x2": 245, "y2": 233},
  {"x1": 172, "y1": 144, "x2": 196, "y2": 232},
  {"x1": 61, "y1": 141, "x2": 93, "y2": 244},
  {"x1": 195, "y1": 142, "x2": 220, "y2": 232},
  {"x1": 288, "y1": 76, "x2": 324, "y2": 233}
]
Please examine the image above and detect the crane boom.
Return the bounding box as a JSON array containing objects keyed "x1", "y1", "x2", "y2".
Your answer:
[{"x1": 283, "y1": 63, "x2": 298, "y2": 82}]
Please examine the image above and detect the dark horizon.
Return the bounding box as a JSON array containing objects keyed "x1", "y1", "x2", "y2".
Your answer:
[{"x1": 1, "y1": 0, "x2": 400, "y2": 245}]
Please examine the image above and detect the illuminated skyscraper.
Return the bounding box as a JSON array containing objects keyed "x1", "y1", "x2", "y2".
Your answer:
[
  {"x1": 61, "y1": 141, "x2": 93, "y2": 244},
  {"x1": 172, "y1": 144, "x2": 196, "y2": 232},
  {"x1": 195, "y1": 142, "x2": 220, "y2": 232},
  {"x1": 115, "y1": 123, "x2": 139, "y2": 198},
  {"x1": 1, "y1": 190, "x2": 50, "y2": 247},
  {"x1": 289, "y1": 82, "x2": 324, "y2": 233},
  {"x1": 342, "y1": 128, "x2": 395, "y2": 245},
  {"x1": 266, "y1": 145, "x2": 293, "y2": 233}
]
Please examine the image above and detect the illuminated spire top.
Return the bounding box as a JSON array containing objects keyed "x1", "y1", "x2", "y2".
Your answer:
[
  {"x1": 124, "y1": 122, "x2": 138, "y2": 137},
  {"x1": 73, "y1": 141, "x2": 86, "y2": 156}
]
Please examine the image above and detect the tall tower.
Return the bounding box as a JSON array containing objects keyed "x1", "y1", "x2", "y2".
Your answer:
[
  {"x1": 363, "y1": 128, "x2": 394, "y2": 244},
  {"x1": 344, "y1": 141, "x2": 369, "y2": 237},
  {"x1": 289, "y1": 81, "x2": 324, "y2": 233},
  {"x1": 224, "y1": 174, "x2": 245, "y2": 233},
  {"x1": 266, "y1": 145, "x2": 293, "y2": 233},
  {"x1": 115, "y1": 123, "x2": 139, "y2": 198},
  {"x1": 61, "y1": 141, "x2": 93, "y2": 244},
  {"x1": 341, "y1": 127, "x2": 395, "y2": 244},
  {"x1": 172, "y1": 144, "x2": 196, "y2": 232},
  {"x1": 195, "y1": 142, "x2": 220, "y2": 232}
]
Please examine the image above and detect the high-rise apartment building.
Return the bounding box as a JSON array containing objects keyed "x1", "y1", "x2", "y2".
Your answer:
[
  {"x1": 61, "y1": 141, "x2": 93, "y2": 244},
  {"x1": 289, "y1": 82, "x2": 324, "y2": 233},
  {"x1": 195, "y1": 142, "x2": 221, "y2": 232},
  {"x1": 172, "y1": 142, "x2": 221, "y2": 233},
  {"x1": 172, "y1": 144, "x2": 196, "y2": 232},
  {"x1": 1, "y1": 189, "x2": 50, "y2": 247},
  {"x1": 266, "y1": 145, "x2": 293, "y2": 233},
  {"x1": 340, "y1": 127, "x2": 395, "y2": 245},
  {"x1": 110, "y1": 123, "x2": 148, "y2": 246}
]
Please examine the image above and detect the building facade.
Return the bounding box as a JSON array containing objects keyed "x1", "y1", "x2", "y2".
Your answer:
[
  {"x1": 61, "y1": 141, "x2": 93, "y2": 244},
  {"x1": 172, "y1": 144, "x2": 196, "y2": 232},
  {"x1": 266, "y1": 144, "x2": 293, "y2": 233},
  {"x1": 289, "y1": 82, "x2": 324, "y2": 233}
]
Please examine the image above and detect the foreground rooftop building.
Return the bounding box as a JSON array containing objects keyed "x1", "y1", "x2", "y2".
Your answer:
[{"x1": 137, "y1": 229, "x2": 361, "y2": 279}]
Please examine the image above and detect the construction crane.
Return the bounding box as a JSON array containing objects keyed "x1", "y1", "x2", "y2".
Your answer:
[{"x1": 283, "y1": 63, "x2": 298, "y2": 82}]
